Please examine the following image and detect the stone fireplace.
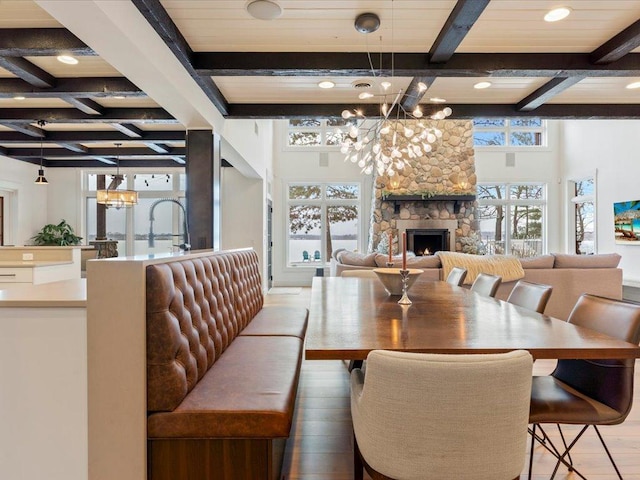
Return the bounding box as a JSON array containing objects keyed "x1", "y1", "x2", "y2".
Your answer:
[{"x1": 368, "y1": 119, "x2": 477, "y2": 254}]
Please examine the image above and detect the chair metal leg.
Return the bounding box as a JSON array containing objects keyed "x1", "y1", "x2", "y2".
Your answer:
[
  {"x1": 593, "y1": 425, "x2": 624, "y2": 480},
  {"x1": 556, "y1": 424, "x2": 574, "y2": 471},
  {"x1": 353, "y1": 432, "x2": 364, "y2": 480}
]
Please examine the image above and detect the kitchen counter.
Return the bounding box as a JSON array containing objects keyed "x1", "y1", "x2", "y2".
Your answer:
[
  {"x1": 0, "y1": 278, "x2": 86, "y2": 307},
  {"x1": 0, "y1": 260, "x2": 73, "y2": 268}
]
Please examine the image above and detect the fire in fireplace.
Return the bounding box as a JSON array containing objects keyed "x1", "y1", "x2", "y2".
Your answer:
[{"x1": 406, "y1": 229, "x2": 450, "y2": 256}]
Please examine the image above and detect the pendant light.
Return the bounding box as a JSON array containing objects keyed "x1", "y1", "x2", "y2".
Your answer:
[
  {"x1": 96, "y1": 142, "x2": 138, "y2": 208},
  {"x1": 34, "y1": 120, "x2": 48, "y2": 185}
]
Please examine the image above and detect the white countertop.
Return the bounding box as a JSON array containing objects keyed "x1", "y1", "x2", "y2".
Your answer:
[
  {"x1": 0, "y1": 260, "x2": 74, "y2": 268},
  {"x1": 0, "y1": 279, "x2": 86, "y2": 307}
]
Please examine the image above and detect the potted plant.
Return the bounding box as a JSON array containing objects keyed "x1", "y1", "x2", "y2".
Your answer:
[{"x1": 31, "y1": 219, "x2": 83, "y2": 246}]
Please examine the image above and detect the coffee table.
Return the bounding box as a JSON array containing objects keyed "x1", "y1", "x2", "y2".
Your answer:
[{"x1": 305, "y1": 277, "x2": 640, "y2": 361}]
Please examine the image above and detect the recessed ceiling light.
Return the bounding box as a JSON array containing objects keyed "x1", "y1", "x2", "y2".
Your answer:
[
  {"x1": 13, "y1": 96, "x2": 25, "y2": 100},
  {"x1": 57, "y1": 55, "x2": 78, "y2": 65},
  {"x1": 474, "y1": 81, "x2": 492, "y2": 89},
  {"x1": 429, "y1": 97, "x2": 447, "y2": 103},
  {"x1": 318, "y1": 80, "x2": 335, "y2": 89},
  {"x1": 246, "y1": 0, "x2": 282, "y2": 20},
  {"x1": 113, "y1": 96, "x2": 125, "y2": 99},
  {"x1": 544, "y1": 7, "x2": 571, "y2": 22},
  {"x1": 626, "y1": 81, "x2": 640, "y2": 89}
]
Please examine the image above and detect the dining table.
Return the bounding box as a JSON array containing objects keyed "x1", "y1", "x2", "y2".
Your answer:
[{"x1": 305, "y1": 277, "x2": 640, "y2": 361}]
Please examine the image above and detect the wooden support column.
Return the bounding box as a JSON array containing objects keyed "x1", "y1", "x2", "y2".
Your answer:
[{"x1": 186, "y1": 130, "x2": 220, "y2": 250}]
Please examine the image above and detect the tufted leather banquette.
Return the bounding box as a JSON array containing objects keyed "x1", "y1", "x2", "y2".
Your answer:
[{"x1": 145, "y1": 248, "x2": 308, "y2": 480}]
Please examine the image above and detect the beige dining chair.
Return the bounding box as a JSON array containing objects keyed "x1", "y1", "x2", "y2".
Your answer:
[
  {"x1": 446, "y1": 266, "x2": 467, "y2": 286},
  {"x1": 506, "y1": 280, "x2": 553, "y2": 314},
  {"x1": 341, "y1": 270, "x2": 378, "y2": 278},
  {"x1": 470, "y1": 272, "x2": 502, "y2": 298},
  {"x1": 351, "y1": 349, "x2": 533, "y2": 480},
  {"x1": 528, "y1": 294, "x2": 640, "y2": 479}
]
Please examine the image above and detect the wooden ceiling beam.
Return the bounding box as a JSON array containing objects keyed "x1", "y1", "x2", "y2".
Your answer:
[
  {"x1": 111, "y1": 123, "x2": 143, "y2": 137},
  {"x1": 194, "y1": 52, "x2": 640, "y2": 77},
  {"x1": 0, "y1": 122, "x2": 45, "y2": 137},
  {"x1": 225, "y1": 103, "x2": 640, "y2": 120},
  {"x1": 58, "y1": 143, "x2": 90, "y2": 154},
  {"x1": 7, "y1": 146, "x2": 186, "y2": 157},
  {"x1": 0, "y1": 28, "x2": 94, "y2": 56},
  {"x1": 0, "y1": 108, "x2": 177, "y2": 123},
  {"x1": 131, "y1": 0, "x2": 229, "y2": 116},
  {"x1": 0, "y1": 77, "x2": 145, "y2": 98},
  {"x1": 38, "y1": 159, "x2": 183, "y2": 168},
  {"x1": 401, "y1": 77, "x2": 436, "y2": 112},
  {"x1": 591, "y1": 19, "x2": 640, "y2": 64},
  {"x1": 144, "y1": 142, "x2": 171, "y2": 153},
  {"x1": 62, "y1": 97, "x2": 105, "y2": 115},
  {"x1": 0, "y1": 130, "x2": 185, "y2": 143},
  {"x1": 516, "y1": 76, "x2": 586, "y2": 111},
  {"x1": 0, "y1": 56, "x2": 56, "y2": 88},
  {"x1": 429, "y1": 0, "x2": 491, "y2": 63}
]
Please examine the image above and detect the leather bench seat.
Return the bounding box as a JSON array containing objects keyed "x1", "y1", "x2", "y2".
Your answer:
[
  {"x1": 239, "y1": 306, "x2": 309, "y2": 339},
  {"x1": 148, "y1": 335, "x2": 303, "y2": 439}
]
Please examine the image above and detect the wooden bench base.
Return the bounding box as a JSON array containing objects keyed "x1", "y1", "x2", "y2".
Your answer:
[{"x1": 148, "y1": 438, "x2": 287, "y2": 480}]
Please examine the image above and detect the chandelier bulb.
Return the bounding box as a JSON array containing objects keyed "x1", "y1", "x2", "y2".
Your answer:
[
  {"x1": 417, "y1": 82, "x2": 428, "y2": 92},
  {"x1": 413, "y1": 107, "x2": 423, "y2": 118},
  {"x1": 443, "y1": 107, "x2": 452, "y2": 117},
  {"x1": 381, "y1": 81, "x2": 391, "y2": 90},
  {"x1": 341, "y1": 110, "x2": 353, "y2": 119}
]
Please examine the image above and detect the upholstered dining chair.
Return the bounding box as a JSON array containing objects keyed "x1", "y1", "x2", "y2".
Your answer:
[
  {"x1": 528, "y1": 294, "x2": 640, "y2": 480},
  {"x1": 341, "y1": 270, "x2": 378, "y2": 278},
  {"x1": 351, "y1": 349, "x2": 533, "y2": 480},
  {"x1": 446, "y1": 266, "x2": 467, "y2": 286},
  {"x1": 470, "y1": 272, "x2": 502, "y2": 298},
  {"x1": 506, "y1": 280, "x2": 553, "y2": 314}
]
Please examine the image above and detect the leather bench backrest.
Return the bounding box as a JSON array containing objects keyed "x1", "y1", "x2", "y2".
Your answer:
[{"x1": 146, "y1": 249, "x2": 263, "y2": 412}]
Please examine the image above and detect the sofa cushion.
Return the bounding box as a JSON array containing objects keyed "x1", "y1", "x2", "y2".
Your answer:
[
  {"x1": 338, "y1": 251, "x2": 377, "y2": 267},
  {"x1": 406, "y1": 255, "x2": 442, "y2": 268},
  {"x1": 519, "y1": 255, "x2": 555, "y2": 269},
  {"x1": 147, "y1": 335, "x2": 303, "y2": 439},
  {"x1": 552, "y1": 253, "x2": 621, "y2": 268},
  {"x1": 374, "y1": 252, "x2": 418, "y2": 267},
  {"x1": 239, "y1": 306, "x2": 309, "y2": 339}
]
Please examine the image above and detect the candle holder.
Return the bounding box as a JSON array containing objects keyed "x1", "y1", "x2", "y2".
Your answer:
[
  {"x1": 398, "y1": 269, "x2": 412, "y2": 305},
  {"x1": 386, "y1": 261, "x2": 394, "y2": 268}
]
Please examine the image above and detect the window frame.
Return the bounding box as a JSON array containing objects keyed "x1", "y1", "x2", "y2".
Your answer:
[
  {"x1": 473, "y1": 118, "x2": 547, "y2": 149},
  {"x1": 568, "y1": 173, "x2": 597, "y2": 255},
  {"x1": 81, "y1": 168, "x2": 186, "y2": 256},
  {"x1": 284, "y1": 119, "x2": 353, "y2": 151},
  {"x1": 285, "y1": 181, "x2": 362, "y2": 268},
  {"x1": 477, "y1": 182, "x2": 547, "y2": 257}
]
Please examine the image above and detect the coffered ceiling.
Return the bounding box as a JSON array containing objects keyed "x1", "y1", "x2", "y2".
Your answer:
[{"x1": 1, "y1": 0, "x2": 640, "y2": 167}]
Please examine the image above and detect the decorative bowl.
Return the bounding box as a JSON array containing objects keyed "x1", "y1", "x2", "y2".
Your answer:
[{"x1": 372, "y1": 268, "x2": 424, "y2": 295}]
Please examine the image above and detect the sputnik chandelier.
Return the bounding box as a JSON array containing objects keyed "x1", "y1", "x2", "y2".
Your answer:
[{"x1": 339, "y1": 9, "x2": 453, "y2": 176}]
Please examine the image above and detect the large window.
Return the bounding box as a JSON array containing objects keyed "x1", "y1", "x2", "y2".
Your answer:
[
  {"x1": 287, "y1": 183, "x2": 360, "y2": 266},
  {"x1": 570, "y1": 177, "x2": 596, "y2": 255},
  {"x1": 84, "y1": 170, "x2": 186, "y2": 256},
  {"x1": 473, "y1": 118, "x2": 545, "y2": 147},
  {"x1": 477, "y1": 183, "x2": 546, "y2": 258},
  {"x1": 287, "y1": 119, "x2": 355, "y2": 148}
]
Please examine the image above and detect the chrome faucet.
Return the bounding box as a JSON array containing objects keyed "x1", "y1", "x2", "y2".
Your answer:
[{"x1": 148, "y1": 198, "x2": 191, "y2": 251}]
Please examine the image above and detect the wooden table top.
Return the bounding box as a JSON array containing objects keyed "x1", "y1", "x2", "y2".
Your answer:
[{"x1": 305, "y1": 277, "x2": 640, "y2": 361}]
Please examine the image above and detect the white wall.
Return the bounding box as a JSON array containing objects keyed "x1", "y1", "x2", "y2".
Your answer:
[
  {"x1": 0, "y1": 156, "x2": 48, "y2": 245},
  {"x1": 561, "y1": 120, "x2": 640, "y2": 285},
  {"x1": 474, "y1": 120, "x2": 563, "y2": 254},
  {"x1": 271, "y1": 120, "x2": 374, "y2": 287}
]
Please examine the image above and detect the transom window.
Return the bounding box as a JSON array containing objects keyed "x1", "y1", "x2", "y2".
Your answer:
[
  {"x1": 473, "y1": 118, "x2": 546, "y2": 147},
  {"x1": 570, "y1": 177, "x2": 596, "y2": 255},
  {"x1": 477, "y1": 183, "x2": 546, "y2": 258},
  {"x1": 287, "y1": 119, "x2": 355, "y2": 148},
  {"x1": 287, "y1": 183, "x2": 361, "y2": 266}
]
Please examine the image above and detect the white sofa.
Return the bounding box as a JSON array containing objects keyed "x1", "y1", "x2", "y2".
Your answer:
[{"x1": 330, "y1": 249, "x2": 623, "y2": 320}]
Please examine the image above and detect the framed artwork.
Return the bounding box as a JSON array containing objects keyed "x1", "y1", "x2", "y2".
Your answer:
[{"x1": 614, "y1": 201, "x2": 640, "y2": 244}]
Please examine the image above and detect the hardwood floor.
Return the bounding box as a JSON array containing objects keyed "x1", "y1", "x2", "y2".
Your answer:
[{"x1": 267, "y1": 287, "x2": 640, "y2": 480}]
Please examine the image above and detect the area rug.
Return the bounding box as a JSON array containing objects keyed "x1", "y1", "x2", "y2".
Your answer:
[{"x1": 268, "y1": 287, "x2": 302, "y2": 295}]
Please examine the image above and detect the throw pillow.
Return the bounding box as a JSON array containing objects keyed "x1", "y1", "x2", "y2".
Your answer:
[
  {"x1": 552, "y1": 253, "x2": 621, "y2": 268},
  {"x1": 337, "y1": 251, "x2": 378, "y2": 267},
  {"x1": 518, "y1": 255, "x2": 555, "y2": 269}
]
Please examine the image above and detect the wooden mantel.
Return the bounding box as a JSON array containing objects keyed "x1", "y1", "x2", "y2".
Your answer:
[{"x1": 381, "y1": 194, "x2": 476, "y2": 214}]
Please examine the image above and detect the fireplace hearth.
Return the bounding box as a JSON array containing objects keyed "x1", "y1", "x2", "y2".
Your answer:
[{"x1": 407, "y1": 229, "x2": 450, "y2": 256}]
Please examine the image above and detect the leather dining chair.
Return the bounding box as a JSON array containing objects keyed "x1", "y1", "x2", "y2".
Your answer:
[
  {"x1": 506, "y1": 280, "x2": 553, "y2": 314},
  {"x1": 351, "y1": 349, "x2": 533, "y2": 480},
  {"x1": 528, "y1": 294, "x2": 640, "y2": 479},
  {"x1": 470, "y1": 273, "x2": 502, "y2": 298},
  {"x1": 446, "y1": 267, "x2": 467, "y2": 286}
]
